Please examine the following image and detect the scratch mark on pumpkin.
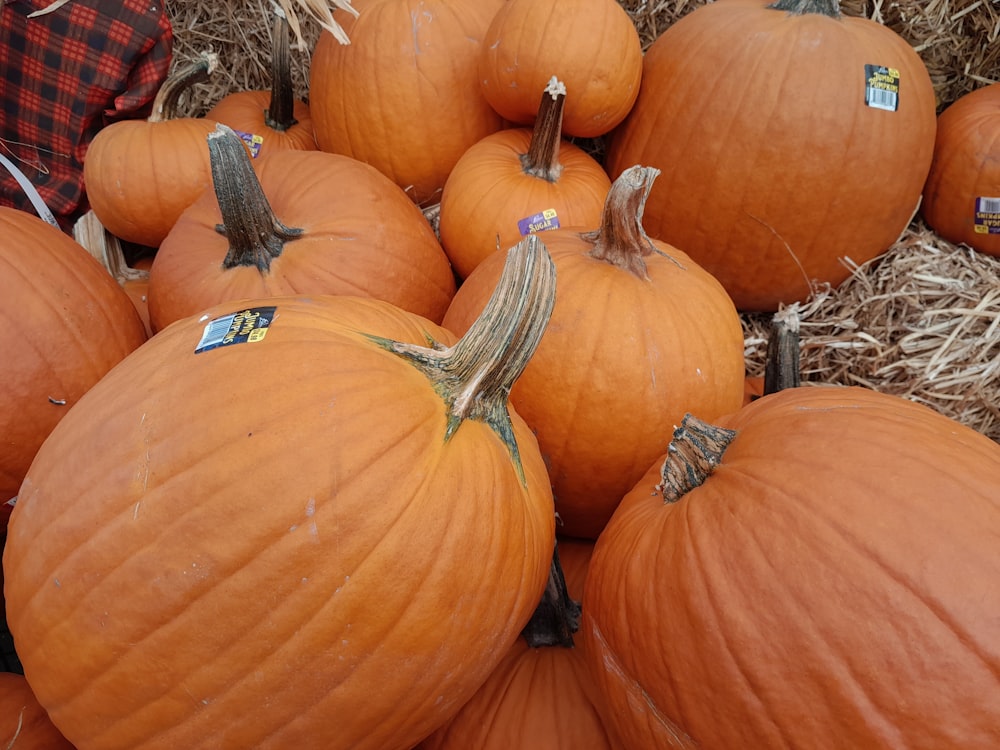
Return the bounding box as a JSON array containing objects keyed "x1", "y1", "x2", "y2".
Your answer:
[{"x1": 7, "y1": 707, "x2": 25, "y2": 748}]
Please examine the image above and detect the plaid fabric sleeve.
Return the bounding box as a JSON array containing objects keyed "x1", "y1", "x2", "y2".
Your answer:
[{"x1": 0, "y1": 0, "x2": 173, "y2": 232}]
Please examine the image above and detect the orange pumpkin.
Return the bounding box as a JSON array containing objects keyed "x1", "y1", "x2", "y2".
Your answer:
[
  {"x1": 83, "y1": 55, "x2": 220, "y2": 249},
  {"x1": 443, "y1": 166, "x2": 745, "y2": 540},
  {"x1": 921, "y1": 82, "x2": 1000, "y2": 257},
  {"x1": 4, "y1": 238, "x2": 556, "y2": 750},
  {"x1": 605, "y1": 0, "x2": 937, "y2": 311},
  {"x1": 309, "y1": 0, "x2": 506, "y2": 206},
  {"x1": 417, "y1": 539, "x2": 614, "y2": 749},
  {"x1": 478, "y1": 0, "x2": 643, "y2": 138},
  {"x1": 439, "y1": 77, "x2": 612, "y2": 279},
  {"x1": 582, "y1": 385, "x2": 1000, "y2": 749},
  {"x1": 0, "y1": 207, "x2": 147, "y2": 525},
  {"x1": 147, "y1": 125, "x2": 456, "y2": 331},
  {"x1": 204, "y1": 13, "x2": 318, "y2": 156},
  {"x1": 0, "y1": 673, "x2": 75, "y2": 750}
]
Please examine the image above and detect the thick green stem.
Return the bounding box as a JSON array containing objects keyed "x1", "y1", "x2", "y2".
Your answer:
[
  {"x1": 657, "y1": 415, "x2": 737, "y2": 503},
  {"x1": 519, "y1": 77, "x2": 567, "y2": 182},
  {"x1": 150, "y1": 53, "x2": 218, "y2": 122},
  {"x1": 767, "y1": 0, "x2": 841, "y2": 17},
  {"x1": 583, "y1": 165, "x2": 670, "y2": 280},
  {"x1": 264, "y1": 12, "x2": 298, "y2": 132},
  {"x1": 521, "y1": 542, "x2": 581, "y2": 648},
  {"x1": 207, "y1": 124, "x2": 304, "y2": 271},
  {"x1": 370, "y1": 234, "x2": 556, "y2": 485},
  {"x1": 764, "y1": 305, "x2": 802, "y2": 395}
]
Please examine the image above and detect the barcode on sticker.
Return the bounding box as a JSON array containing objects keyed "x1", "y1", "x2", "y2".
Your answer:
[
  {"x1": 864, "y1": 65, "x2": 899, "y2": 112},
  {"x1": 977, "y1": 197, "x2": 1000, "y2": 214},
  {"x1": 195, "y1": 306, "x2": 277, "y2": 354}
]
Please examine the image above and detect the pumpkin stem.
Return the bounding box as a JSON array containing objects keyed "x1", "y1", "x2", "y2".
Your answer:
[
  {"x1": 520, "y1": 77, "x2": 567, "y2": 182},
  {"x1": 207, "y1": 124, "x2": 304, "y2": 272},
  {"x1": 763, "y1": 304, "x2": 802, "y2": 395},
  {"x1": 582, "y1": 164, "x2": 677, "y2": 280},
  {"x1": 370, "y1": 234, "x2": 556, "y2": 485},
  {"x1": 150, "y1": 52, "x2": 219, "y2": 123},
  {"x1": 767, "y1": 0, "x2": 841, "y2": 18},
  {"x1": 657, "y1": 415, "x2": 737, "y2": 503},
  {"x1": 521, "y1": 542, "x2": 581, "y2": 648},
  {"x1": 264, "y1": 10, "x2": 299, "y2": 132}
]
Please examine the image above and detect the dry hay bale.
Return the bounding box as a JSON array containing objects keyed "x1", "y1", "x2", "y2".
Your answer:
[{"x1": 743, "y1": 220, "x2": 1000, "y2": 442}]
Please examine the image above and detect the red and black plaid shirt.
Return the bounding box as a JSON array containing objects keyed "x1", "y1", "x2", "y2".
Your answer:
[{"x1": 1, "y1": 0, "x2": 172, "y2": 232}]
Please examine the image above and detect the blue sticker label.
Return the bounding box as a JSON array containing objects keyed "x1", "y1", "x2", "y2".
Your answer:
[
  {"x1": 974, "y1": 197, "x2": 1000, "y2": 235},
  {"x1": 195, "y1": 306, "x2": 277, "y2": 353}
]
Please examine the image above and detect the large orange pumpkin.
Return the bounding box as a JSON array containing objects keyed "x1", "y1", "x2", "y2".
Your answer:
[
  {"x1": 204, "y1": 13, "x2": 318, "y2": 157},
  {"x1": 4, "y1": 238, "x2": 556, "y2": 750},
  {"x1": 582, "y1": 385, "x2": 1000, "y2": 749},
  {"x1": 605, "y1": 0, "x2": 937, "y2": 311},
  {"x1": 478, "y1": 0, "x2": 642, "y2": 138},
  {"x1": 147, "y1": 125, "x2": 456, "y2": 331},
  {"x1": 309, "y1": 0, "x2": 505, "y2": 206},
  {"x1": 417, "y1": 539, "x2": 614, "y2": 749},
  {"x1": 83, "y1": 55, "x2": 220, "y2": 248},
  {"x1": 443, "y1": 166, "x2": 745, "y2": 540},
  {"x1": 921, "y1": 82, "x2": 1000, "y2": 257},
  {"x1": 438, "y1": 77, "x2": 612, "y2": 279},
  {"x1": 0, "y1": 673, "x2": 76, "y2": 750},
  {"x1": 0, "y1": 207, "x2": 147, "y2": 525}
]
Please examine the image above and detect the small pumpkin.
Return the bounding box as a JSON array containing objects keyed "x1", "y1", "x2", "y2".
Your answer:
[
  {"x1": 0, "y1": 673, "x2": 76, "y2": 750},
  {"x1": 605, "y1": 0, "x2": 938, "y2": 311},
  {"x1": 921, "y1": 82, "x2": 1000, "y2": 257},
  {"x1": 438, "y1": 76, "x2": 612, "y2": 280},
  {"x1": 478, "y1": 0, "x2": 642, "y2": 138},
  {"x1": 309, "y1": 0, "x2": 506, "y2": 206},
  {"x1": 83, "y1": 54, "x2": 221, "y2": 249},
  {"x1": 417, "y1": 539, "x2": 614, "y2": 750},
  {"x1": 0, "y1": 207, "x2": 147, "y2": 525},
  {"x1": 4, "y1": 237, "x2": 556, "y2": 750},
  {"x1": 204, "y1": 12, "x2": 318, "y2": 156},
  {"x1": 443, "y1": 166, "x2": 745, "y2": 540},
  {"x1": 147, "y1": 124, "x2": 457, "y2": 331},
  {"x1": 582, "y1": 385, "x2": 1000, "y2": 749}
]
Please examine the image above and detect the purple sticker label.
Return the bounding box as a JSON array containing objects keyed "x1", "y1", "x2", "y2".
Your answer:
[
  {"x1": 232, "y1": 129, "x2": 265, "y2": 158},
  {"x1": 974, "y1": 196, "x2": 1000, "y2": 235},
  {"x1": 195, "y1": 306, "x2": 277, "y2": 353},
  {"x1": 517, "y1": 208, "x2": 561, "y2": 236}
]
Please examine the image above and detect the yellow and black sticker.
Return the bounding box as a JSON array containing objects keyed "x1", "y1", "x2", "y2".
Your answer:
[
  {"x1": 517, "y1": 208, "x2": 561, "y2": 236},
  {"x1": 195, "y1": 306, "x2": 277, "y2": 354},
  {"x1": 864, "y1": 65, "x2": 900, "y2": 112},
  {"x1": 974, "y1": 196, "x2": 1000, "y2": 234}
]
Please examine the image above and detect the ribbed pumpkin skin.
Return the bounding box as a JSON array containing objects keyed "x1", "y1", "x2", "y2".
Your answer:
[
  {"x1": 417, "y1": 540, "x2": 614, "y2": 750},
  {"x1": 83, "y1": 116, "x2": 218, "y2": 248},
  {"x1": 4, "y1": 294, "x2": 555, "y2": 750},
  {"x1": 0, "y1": 673, "x2": 76, "y2": 750},
  {"x1": 205, "y1": 92, "x2": 318, "y2": 155},
  {"x1": 442, "y1": 229, "x2": 745, "y2": 540},
  {"x1": 478, "y1": 0, "x2": 643, "y2": 138},
  {"x1": 581, "y1": 386, "x2": 1000, "y2": 750},
  {"x1": 605, "y1": 0, "x2": 937, "y2": 311},
  {"x1": 147, "y1": 149, "x2": 457, "y2": 331},
  {"x1": 309, "y1": 0, "x2": 505, "y2": 207},
  {"x1": 0, "y1": 207, "x2": 147, "y2": 515},
  {"x1": 921, "y1": 82, "x2": 1000, "y2": 257},
  {"x1": 438, "y1": 128, "x2": 612, "y2": 279}
]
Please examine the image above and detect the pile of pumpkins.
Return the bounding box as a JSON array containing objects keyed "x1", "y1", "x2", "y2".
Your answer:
[{"x1": 3, "y1": 0, "x2": 999, "y2": 748}]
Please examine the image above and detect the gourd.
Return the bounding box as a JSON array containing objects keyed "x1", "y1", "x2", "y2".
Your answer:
[
  {"x1": 443, "y1": 166, "x2": 745, "y2": 540},
  {"x1": 148, "y1": 125, "x2": 456, "y2": 331},
  {"x1": 582, "y1": 385, "x2": 1000, "y2": 749},
  {"x1": 83, "y1": 55, "x2": 220, "y2": 248},
  {"x1": 477, "y1": 0, "x2": 643, "y2": 138},
  {"x1": 309, "y1": 0, "x2": 505, "y2": 206},
  {"x1": 438, "y1": 77, "x2": 611, "y2": 280},
  {"x1": 605, "y1": 0, "x2": 938, "y2": 311},
  {"x1": 204, "y1": 11, "x2": 318, "y2": 156},
  {"x1": 0, "y1": 673, "x2": 75, "y2": 750},
  {"x1": 4, "y1": 236, "x2": 556, "y2": 750},
  {"x1": 921, "y1": 82, "x2": 1000, "y2": 257},
  {"x1": 0, "y1": 207, "x2": 147, "y2": 525}
]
